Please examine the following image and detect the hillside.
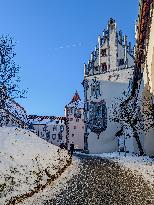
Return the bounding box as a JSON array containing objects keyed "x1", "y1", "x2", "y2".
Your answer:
[{"x1": 0, "y1": 127, "x2": 70, "y2": 205}]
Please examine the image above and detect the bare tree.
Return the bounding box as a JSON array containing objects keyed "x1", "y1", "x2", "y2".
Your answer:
[
  {"x1": 111, "y1": 87, "x2": 154, "y2": 156},
  {"x1": 0, "y1": 35, "x2": 27, "y2": 125}
]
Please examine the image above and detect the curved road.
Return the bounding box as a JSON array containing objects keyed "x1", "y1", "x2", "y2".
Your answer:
[{"x1": 43, "y1": 155, "x2": 153, "y2": 205}]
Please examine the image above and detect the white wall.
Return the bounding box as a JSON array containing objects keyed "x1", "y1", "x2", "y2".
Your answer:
[
  {"x1": 33, "y1": 122, "x2": 66, "y2": 147},
  {"x1": 86, "y1": 68, "x2": 134, "y2": 154},
  {"x1": 65, "y1": 106, "x2": 85, "y2": 150}
]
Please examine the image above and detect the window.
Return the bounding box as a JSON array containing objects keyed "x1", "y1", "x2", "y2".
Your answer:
[
  {"x1": 101, "y1": 63, "x2": 107, "y2": 72},
  {"x1": 52, "y1": 134, "x2": 56, "y2": 140},
  {"x1": 60, "y1": 125, "x2": 64, "y2": 132},
  {"x1": 58, "y1": 133, "x2": 62, "y2": 140},
  {"x1": 43, "y1": 125, "x2": 48, "y2": 132},
  {"x1": 85, "y1": 102, "x2": 89, "y2": 111},
  {"x1": 67, "y1": 109, "x2": 69, "y2": 116},
  {"x1": 70, "y1": 118, "x2": 73, "y2": 121},
  {"x1": 53, "y1": 125, "x2": 57, "y2": 131},
  {"x1": 56, "y1": 120, "x2": 59, "y2": 124},
  {"x1": 101, "y1": 49, "x2": 107, "y2": 57},
  {"x1": 74, "y1": 108, "x2": 81, "y2": 118},
  {"x1": 69, "y1": 108, "x2": 73, "y2": 115},
  {"x1": 46, "y1": 131, "x2": 50, "y2": 141},
  {"x1": 119, "y1": 59, "x2": 124, "y2": 66},
  {"x1": 72, "y1": 134, "x2": 74, "y2": 137},
  {"x1": 74, "y1": 126, "x2": 76, "y2": 129},
  {"x1": 96, "y1": 106, "x2": 102, "y2": 117}
]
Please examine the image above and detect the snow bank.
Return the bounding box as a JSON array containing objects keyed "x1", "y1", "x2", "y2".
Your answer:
[
  {"x1": 90, "y1": 152, "x2": 154, "y2": 189},
  {"x1": 0, "y1": 127, "x2": 70, "y2": 205},
  {"x1": 19, "y1": 157, "x2": 80, "y2": 205}
]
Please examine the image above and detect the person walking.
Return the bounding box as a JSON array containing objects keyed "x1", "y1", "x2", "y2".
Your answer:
[{"x1": 69, "y1": 142, "x2": 74, "y2": 157}]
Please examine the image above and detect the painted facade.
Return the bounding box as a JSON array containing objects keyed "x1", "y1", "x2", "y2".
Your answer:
[{"x1": 83, "y1": 19, "x2": 135, "y2": 154}]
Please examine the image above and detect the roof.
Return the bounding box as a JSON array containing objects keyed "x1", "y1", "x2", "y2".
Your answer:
[
  {"x1": 28, "y1": 115, "x2": 66, "y2": 125},
  {"x1": 66, "y1": 91, "x2": 84, "y2": 109},
  {"x1": 71, "y1": 91, "x2": 81, "y2": 103}
]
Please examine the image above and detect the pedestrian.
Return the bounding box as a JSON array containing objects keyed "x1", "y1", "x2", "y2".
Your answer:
[
  {"x1": 69, "y1": 142, "x2": 74, "y2": 157},
  {"x1": 60, "y1": 142, "x2": 64, "y2": 149}
]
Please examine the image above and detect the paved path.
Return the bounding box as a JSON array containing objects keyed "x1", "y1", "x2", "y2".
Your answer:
[{"x1": 43, "y1": 155, "x2": 153, "y2": 205}]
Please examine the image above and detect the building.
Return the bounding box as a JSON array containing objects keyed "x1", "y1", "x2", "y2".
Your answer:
[
  {"x1": 28, "y1": 91, "x2": 85, "y2": 150},
  {"x1": 83, "y1": 18, "x2": 135, "y2": 154},
  {"x1": 28, "y1": 115, "x2": 67, "y2": 147},
  {"x1": 135, "y1": 0, "x2": 154, "y2": 156},
  {"x1": 65, "y1": 91, "x2": 84, "y2": 151}
]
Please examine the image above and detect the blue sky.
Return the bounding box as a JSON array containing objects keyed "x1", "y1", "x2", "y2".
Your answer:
[{"x1": 0, "y1": 0, "x2": 138, "y2": 116}]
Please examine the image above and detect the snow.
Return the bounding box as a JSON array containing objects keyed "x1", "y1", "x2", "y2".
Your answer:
[
  {"x1": 18, "y1": 157, "x2": 80, "y2": 205},
  {"x1": 6, "y1": 98, "x2": 27, "y2": 123},
  {"x1": 66, "y1": 99, "x2": 84, "y2": 109},
  {"x1": 28, "y1": 115, "x2": 66, "y2": 125},
  {"x1": 0, "y1": 127, "x2": 70, "y2": 205},
  {"x1": 90, "y1": 152, "x2": 154, "y2": 189}
]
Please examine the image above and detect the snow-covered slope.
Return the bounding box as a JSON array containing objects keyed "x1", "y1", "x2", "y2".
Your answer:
[
  {"x1": 6, "y1": 99, "x2": 27, "y2": 123},
  {"x1": 0, "y1": 127, "x2": 70, "y2": 205}
]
